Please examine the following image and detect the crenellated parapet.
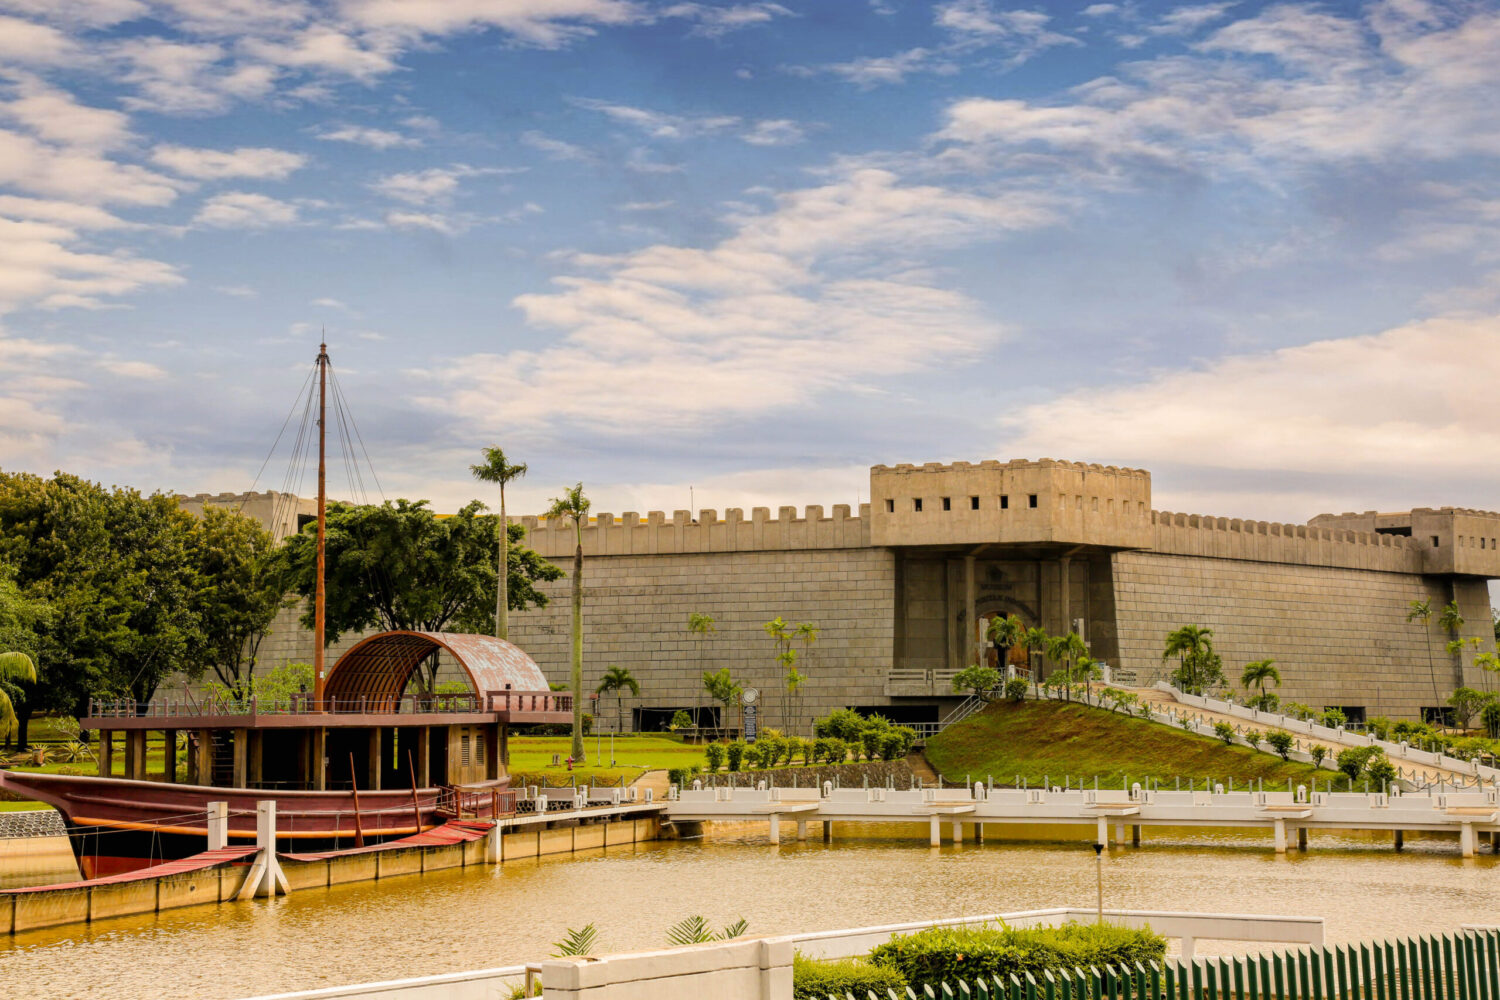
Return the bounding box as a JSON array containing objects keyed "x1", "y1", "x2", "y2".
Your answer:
[
  {"x1": 1308, "y1": 507, "x2": 1500, "y2": 577},
  {"x1": 1150, "y1": 510, "x2": 1426, "y2": 573},
  {"x1": 520, "y1": 504, "x2": 872, "y2": 559}
]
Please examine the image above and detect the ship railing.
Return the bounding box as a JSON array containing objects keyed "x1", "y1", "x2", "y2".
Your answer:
[{"x1": 436, "y1": 785, "x2": 518, "y2": 819}]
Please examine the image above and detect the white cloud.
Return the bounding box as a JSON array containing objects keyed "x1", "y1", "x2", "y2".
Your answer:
[
  {"x1": 0, "y1": 14, "x2": 80, "y2": 64},
  {"x1": 740, "y1": 119, "x2": 804, "y2": 146},
  {"x1": 0, "y1": 216, "x2": 180, "y2": 313},
  {"x1": 1081, "y1": 4, "x2": 1118, "y2": 15},
  {"x1": 0, "y1": 195, "x2": 132, "y2": 229},
  {"x1": 384, "y1": 210, "x2": 459, "y2": 234},
  {"x1": 1, "y1": 79, "x2": 132, "y2": 149},
  {"x1": 112, "y1": 37, "x2": 277, "y2": 114},
  {"x1": 1150, "y1": 2, "x2": 1238, "y2": 36},
  {"x1": 315, "y1": 124, "x2": 421, "y2": 149},
  {"x1": 239, "y1": 25, "x2": 398, "y2": 82},
  {"x1": 617, "y1": 200, "x2": 674, "y2": 211},
  {"x1": 98, "y1": 358, "x2": 167, "y2": 379},
  {"x1": 150, "y1": 144, "x2": 307, "y2": 179},
  {"x1": 340, "y1": 0, "x2": 645, "y2": 49},
  {"x1": 570, "y1": 97, "x2": 738, "y2": 139},
  {"x1": 311, "y1": 296, "x2": 350, "y2": 310},
  {"x1": 1002, "y1": 314, "x2": 1500, "y2": 483},
  {"x1": 662, "y1": 2, "x2": 793, "y2": 37},
  {"x1": 193, "y1": 191, "x2": 300, "y2": 227},
  {"x1": 369, "y1": 164, "x2": 518, "y2": 205},
  {"x1": 815, "y1": 47, "x2": 956, "y2": 88},
  {"x1": 0, "y1": 129, "x2": 179, "y2": 206},
  {"x1": 520, "y1": 130, "x2": 592, "y2": 161}
]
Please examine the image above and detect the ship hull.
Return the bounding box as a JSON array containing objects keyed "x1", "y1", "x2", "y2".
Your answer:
[{"x1": 0, "y1": 770, "x2": 511, "y2": 878}]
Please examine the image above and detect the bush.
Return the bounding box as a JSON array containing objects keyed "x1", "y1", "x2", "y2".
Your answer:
[
  {"x1": 870, "y1": 921, "x2": 1166, "y2": 988},
  {"x1": 1243, "y1": 728, "x2": 1261, "y2": 749},
  {"x1": 1484, "y1": 703, "x2": 1500, "y2": 740},
  {"x1": 800, "y1": 739, "x2": 814, "y2": 766},
  {"x1": 1284, "y1": 702, "x2": 1315, "y2": 722},
  {"x1": 820, "y1": 737, "x2": 848, "y2": 765},
  {"x1": 1309, "y1": 745, "x2": 1327, "y2": 767},
  {"x1": 1214, "y1": 721, "x2": 1236, "y2": 745},
  {"x1": 669, "y1": 710, "x2": 693, "y2": 731},
  {"x1": 1367, "y1": 716, "x2": 1394, "y2": 741},
  {"x1": 1265, "y1": 730, "x2": 1294, "y2": 760},
  {"x1": 892, "y1": 726, "x2": 917, "y2": 755},
  {"x1": 726, "y1": 741, "x2": 745, "y2": 772},
  {"x1": 1336, "y1": 746, "x2": 1376, "y2": 782},
  {"x1": 781, "y1": 737, "x2": 802, "y2": 766},
  {"x1": 860, "y1": 729, "x2": 882, "y2": 762},
  {"x1": 667, "y1": 766, "x2": 701, "y2": 788},
  {"x1": 1450, "y1": 737, "x2": 1493, "y2": 762},
  {"x1": 1180, "y1": 715, "x2": 1197, "y2": 732},
  {"x1": 1319, "y1": 708, "x2": 1347, "y2": 729},
  {"x1": 703, "y1": 742, "x2": 726, "y2": 772},
  {"x1": 1365, "y1": 751, "x2": 1397, "y2": 789},
  {"x1": 792, "y1": 954, "x2": 907, "y2": 1000},
  {"x1": 1005, "y1": 677, "x2": 1028, "y2": 702},
  {"x1": 1248, "y1": 691, "x2": 1280, "y2": 712},
  {"x1": 879, "y1": 731, "x2": 906, "y2": 761},
  {"x1": 756, "y1": 735, "x2": 784, "y2": 769}
]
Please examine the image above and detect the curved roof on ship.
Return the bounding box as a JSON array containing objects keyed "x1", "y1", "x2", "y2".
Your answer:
[{"x1": 325, "y1": 630, "x2": 550, "y2": 705}]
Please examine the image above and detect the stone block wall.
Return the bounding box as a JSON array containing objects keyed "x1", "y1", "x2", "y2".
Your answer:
[
  {"x1": 1112, "y1": 551, "x2": 1494, "y2": 719},
  {"x1": 505, "y1": 547, "x2": 896, "y2": 733}
]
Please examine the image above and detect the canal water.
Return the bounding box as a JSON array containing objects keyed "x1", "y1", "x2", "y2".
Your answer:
[{"x1": 2, "y1": 824, "x2": 1497, "y2": 1000}]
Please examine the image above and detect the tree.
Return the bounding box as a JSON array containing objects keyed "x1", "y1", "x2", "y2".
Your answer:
[
  {"x1": 1162, "y1": 625, "x2": 1223, "y2": 694},
  {"x1": 281, "y1": 497, "x2": 561, "y2": 692},
  {"x1": 703, "y1": 667, "x2": 741, "y2": 737},
  {"x1": 1447, "y1": 686, "x2": 1489, "y2": 730},
  {"x1": 793, "y1": 622, "x2": 818, "y2": 729},
  {"x1": 188, "y1": 507, "x2": 289, "y2": 706},
  {"x1": 546, "y1": 483, "x2": 591, "y2": 761},
  {"x1": 986, "y1": 614, "x2": 1025, "y2": 675},
  {"x1": 596, "y1": 665, "x2": 640, "y2": 734},
  {"x1": 1046, "y1": 631, "x2": 1089, "y2": 699},
  {"x1": 687, "y1": 612, "x2": 715, "y2": 730},
  {"x1": 0, "y1": 650, "x2": 37, "y2": 742},
  {"x1": 1265, "y1": 729, "x2": 1294, "y2": 760},
  {"x1": 1476, "y1": 651, "x2": 1500, "y2": 694},
  {"x1": 951, "y1": 664, "x2": 1003, "y2": 702},
  {"x1": 1021, "y1": 626, "x2": 1050, "y2": 681},
  {"x1": 470, "y1": 446, "x2": 528, "y2": 641},
  {"x1": 1240, "y1": 659, "x2": 1281, "y2": 711},
  {"x1": 1407, "y1": 599, "x2": 1444, "y2": 713}
]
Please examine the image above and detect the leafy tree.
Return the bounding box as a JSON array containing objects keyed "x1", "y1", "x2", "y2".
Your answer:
[
  {"x1": 1265, "y1": 729, "x2": 1294, "y2": 760},
  {"x1": 1240, "y1": 659, "x2": 1281, "y2": 711},
  {"x1": 1021, "y1": 626, "x2": 1050, "y2": 680},
  {"x1": 1047, "y1": 631, "x2": 1089, "y2": 699},
  {"x1": 1407, "y1": 599, "x2": 1442, "y2": 711},
  {"x1": 546, "y1": 484, "x2": 592, "y2": 761},
  {"x1": 0, "y1": 650, "x2": 36, "y2": 741},
  {"x1": 1213, "y1": 721, "x2": 1236, "y2": 745},
  {"x1": 188, "y1": 506, "x2": 289, "y2": 706},
  {"x1": 1475, "y1": 652, "x2": 1500, "y2": 694},
  {"x1": 1162, "y1": 625, "x2": 1224, "y2": 694},
  {"x1": 764, "y1": 617, "x2": 817, "y2": 731},
  {"x1": 470, "y1": 446, "x2": 528, "y2": 641},
  {"x1": 669, "y1": 709, "x2": 693, "y2": 731},
  {"x1": 986, "y1": 614, "x2": 1025, "y2": 674},
  {"x1": 1318, "y1": 707, "x2": 1346, "y2": 729},
  {"x1": 1446, "y1": 686, "x2": 1489, "y2": 730},
  {"x1": 282, "y1": 497, "x2": 561, "y2": 692},
  {"x1": 952, "y1": 664, "x2": 1003, "y2": 702},
  {"x1": 596, "y1": 665, "x2": 640, "y2": 734},
  {"x1": 1483, "y1": 701, "x2": 1500, "y2": 740},
  {"x1": 0, "y1": 573, "x2": 45, "y2": 747}
]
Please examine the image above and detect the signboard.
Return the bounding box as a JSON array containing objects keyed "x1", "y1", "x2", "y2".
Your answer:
[{"x1": 743, "y1": 704, "x2": 758, "y2": 743}]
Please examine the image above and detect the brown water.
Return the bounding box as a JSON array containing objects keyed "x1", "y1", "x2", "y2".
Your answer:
[{"x1": 2, "y1": 824, "x2": 1497, "y2": 1000}]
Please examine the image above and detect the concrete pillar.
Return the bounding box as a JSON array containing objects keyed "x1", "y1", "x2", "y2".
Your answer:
[
  {"x1": 1274, "y1": 818, "x2": 1287, "y2": 854},
  {"x1": 952, "y1": 818, "x2": 963, "y2": 844},
  {"x1": 977, "y1": 823, "x2": 985, "y2": 844},
  {"x1": 1097, "y1": 815, "x2": 1108, "y2": 846},
  {"x1": 1297, "y1": 826, "x2": 1308, "y2": 851},
  {"x1": 1394, "y1": 829, "x2": 1404, "y2": 852},
  {"x1": 163, "y1": 729, "x2": 177, "y2": 783},
  {"x1": 1132, "y1": 824, "x2": 1140, "y2": 847},
  {"x1": 768, "y1": 814, "x2": 780, "y2": 844},
  {"x1": 822, "y1": 821, "x2": 831, "y2": 843},
  {"x1": 485, "y1": 822, "x2": 501, "y2": 863},
  {"x1": 796, "y1": 820, "x2": 807, "y2": 841},
  {"x1": 1115, "y1": 821, "x2": 1125, "y2": 843},
  {"x1": 368, "y1": 728, "x2": 382, "y2": 790},
  {"x1": 965, "y1": 555, "x2": 977, "y2": 669},
  {"x1": 930, "y1": 814, "x2": 942, "y2": 847},
  {"x1": 1060, "y1": 556, "x2": 1072, "y2": 636},
  {"x1": 237, "y1": 800, "x2": 289, "y2": 900},
  {"x1": 1461, "y1": 823, "x2": 1476, "y2": 858},
  {"x1": 97, "y1": 729, "x2": 113, "y2": 778},
  {"x1": 232, "y1": 729, "x2": 248, "y2": 788},
  {"x1": 207, "y1": 801, "x2": 228, "y2": 850},
  {"x1": 196, "y1": 730, "x2": 213, "y2": 787}
]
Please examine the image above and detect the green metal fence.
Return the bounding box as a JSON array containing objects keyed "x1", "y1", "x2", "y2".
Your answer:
[{"x1": 818, "y1": 929, "x2": 1500, "y2": 1000}]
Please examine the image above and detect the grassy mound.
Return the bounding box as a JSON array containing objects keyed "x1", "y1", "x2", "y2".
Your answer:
[{"x1": 925, "y1": 700, "x2": 1330, "y2": 788}]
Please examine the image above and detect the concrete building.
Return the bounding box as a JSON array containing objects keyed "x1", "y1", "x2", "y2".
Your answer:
[{"x1": 183, "y1": 459, "x2": 1500, "y2": 733}]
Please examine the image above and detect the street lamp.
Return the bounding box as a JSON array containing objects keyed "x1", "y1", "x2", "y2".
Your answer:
[{"x1": 1092, "y1": 842, "x2": 1104, "y2": 923}]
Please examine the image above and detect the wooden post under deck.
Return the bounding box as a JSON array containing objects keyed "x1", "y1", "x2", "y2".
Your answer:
[
  {"x1": 232, "y1": 728, "x2": 249, "y2": 788},
  {"x1": 163, "y1": 729, "x2": 177, "y2": 783},
  {"x1": 248, "y1": 730, "x2": 264, "y2": 787},
  {"x1": 296, "y1": 732, "x2": 310, "y2": 789},
  {"x1": 124, "y1": 730, "x2": 146, "y2": 780},
  {"x1": 486, "y1": 723, "x2": 500, "y2": 781},
  {"x1": 97, "y1": 729, "x2": 113, "y2": 778},
  {"x1": 311, "y1": 727, "x2": 326, "y2": 791},
  {"x1": 367, "y1": 728, "x2": 382, "y2": 790},
  {"x1": 196, "y1": 730, "x2": 213, "y2": 787},
  {"x1": 416, "y1": 726, "x2": 430, "y2": 787}
]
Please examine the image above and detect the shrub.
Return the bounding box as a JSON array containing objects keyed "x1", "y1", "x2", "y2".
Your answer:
[
  {"x1": 1243, "y1": 729, "x2": 1261, "y2": 749},
  {"x1": 800, "y1": 739, "x2": 814, "y2": 766},
  {"x1": 879, "y1": 731, "x2": 906, "y2": 761},
  {"x1": 816, "y1": 708, "x2": 867, "y2": 743},
  {"x1": 793, "y1": 954, "x2": 907, "y2": 1000},
  {"x1": 1484, "y1": 703, "x2": 1500, "y2": 740},
  {"x1": 870, "y1": 921, "x2": 1166, "y2": 988},
  {"x1": 1450, "y1": 737, "x2": 1492, "y2": 762},
  {"x1": 1284, "y1": 702, "x2": 1315, "y2": 722},
  {"x1": 1367, "y1": 716, "x2": 1394, "y2": 741},
  {"x1": 1309, "y1": 745, "x2": 1328, "y2": 768},
  {"x1": 703, "y1": 742, "x2": 726, "y2": 772},
  {"x1": 1005, "y1": 677, "x2": 1028, "y2": 702},
  {"x1": 756, "y1": 735, "x2": 784, "y2": 769},
  {"x1": 1336, "y1": 746, "x2": 1376, "y2": 782},
  {"x1": 782, "y1": 737, "x2": 803, "y2": 766},
  {"x1": 1213, "y1": 721, "x2": 1236, "y2": 745},
  {"x1": 821, "y1": 737, "x2": 847, "y2": 765},
  {"x1": 1365, "y1": 751, "x2": 1397, "y2": 789},
  {"x1": 726, "y1": 741, "x2": 745, "y2": 772},
  {"x1": 1248, "y1": 691, "x2": 1280, "y2": 712},
  {"x1": 1319, "y1": 708, "x2": 1347, "y2": 729},
  {"x1": 860, "y1": 729, "x2": 882, "y2": 762},
  {"x1": 892, "y1": 726, "x2": 918, "y2": 755},
  {"x1": 1265, "y1": 730, "x2": 1294, "y2": 760}
]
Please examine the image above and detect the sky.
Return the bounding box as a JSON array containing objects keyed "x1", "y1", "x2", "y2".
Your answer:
[{"x1": 0, "y1": 0, "x2": 1497, "y2": 524}]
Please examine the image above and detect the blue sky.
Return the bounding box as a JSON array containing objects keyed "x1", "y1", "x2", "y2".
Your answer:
[{"x1": 1, "y1": 0, "x2": 1497, "y2": 523}]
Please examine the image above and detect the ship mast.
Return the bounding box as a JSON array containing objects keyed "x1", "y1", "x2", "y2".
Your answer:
[{"x1": 313, "y1": 341, "x2": 329, "y2": 709}]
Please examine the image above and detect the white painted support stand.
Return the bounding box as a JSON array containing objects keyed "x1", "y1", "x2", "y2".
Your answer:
[
  {"x1": 207, "y1": 801, "x2": 228, "y2": 850},
  {"x1": 237, "y1": 800, "x2": 290, "y2": 899},
  {"x1": 930, "y1": 814, "x2": 941, "y2": 847},
  {"x1": 485, "y1": 821, "x2": 501, "y2": 863},
  {"x1": 1461, "y1": 822, "x2": 1476, "y2": 858},
  {"x1": 1115, "y1": 821, "x2": 1125, "y2": 843},
  {"x1": 768, "y1": 814, "x2": 780, "y2": 845},
  {"x1": 1096, "y1": 816, "x2": 1108, "y2": 847},
  {"x1": 952, "y1": 819, "x2": 963, "y2": 844},
  {"x1": 796, "y1": 820, "x2": 807, "y2": 842},
  {"x1": 1274, "y1": 818, "x2": 1287, "y2": 854}
]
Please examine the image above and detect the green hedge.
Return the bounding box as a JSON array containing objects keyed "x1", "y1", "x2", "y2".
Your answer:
[
  {"x1": 793, "y1": 954, "x2": 907, "y2": 1000},
  {"x1": 869, "y1": 921, "x2": 1166, "y2": 987}
]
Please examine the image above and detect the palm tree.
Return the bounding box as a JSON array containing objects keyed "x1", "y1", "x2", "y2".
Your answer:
[
  {"x1": 793, "y1": 622, "x2": 818, "y2": 731},
  {"x1": 595, "y1": 665, "x2": 639, "y2": 734},
  {"x1": 987, "y1": 614, "x2": 1025, "y2": 677},
  {"x1": 546, "y1": 483, "x2": 591, "y2": 760},
  {"x1": 687, "y1": 612, "x2": 715, "y2": 731},
  {"x1": 1047, "y1": 631, "x2": 1089, "y2": 700},
  {"x1": 1022, "y1": 626, "x2": 1050, "y2": 682},
  {"x1": 1162, "y1": 625, "x2": 1219, "y2": 694},
  {"x1": 1240, "y1": 659, "x2": 1280, "y2": 710},
  {"x1": 470, "y1": 446, "x2": 528, "y2": 641},
  {"x1": 0, "y1": 651, "x2": 37, "y2": 742},
  {"x1": 1407, "y1": 599, "x2": 1441, "y2": 713}
]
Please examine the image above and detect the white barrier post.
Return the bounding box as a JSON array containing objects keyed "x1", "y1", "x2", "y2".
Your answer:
[
  {"x1": 207, "y1": 800, "x2": 228, "y2": 850},
  {"x1": 237, "y1": 800, "x2": 289, "y2": 899}
]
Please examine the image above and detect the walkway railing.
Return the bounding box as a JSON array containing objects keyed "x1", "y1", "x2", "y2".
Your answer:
[{"x1": 86, "y1": 689, "x2": 570, "y2": 721}]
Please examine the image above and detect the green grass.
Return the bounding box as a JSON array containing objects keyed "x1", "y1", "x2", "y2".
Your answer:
[
  {"x1": 507, "y1": 734, "x2": 702, "y2": 784},
  {"x1": 0, "y1": 800, "x2": 53, "y2": 812},
  {"x1": 925, "y1": 700, "x2": 1335, "y2": 789}
]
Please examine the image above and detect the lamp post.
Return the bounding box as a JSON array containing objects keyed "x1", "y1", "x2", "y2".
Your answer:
[{"x1": 1092, "y1": 842, "x2": 1104, "y2": 923}]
